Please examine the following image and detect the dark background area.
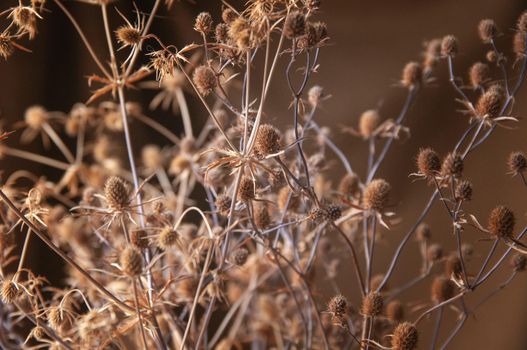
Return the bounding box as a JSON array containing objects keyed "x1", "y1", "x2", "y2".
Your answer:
[{"x1": 1, "y1": 0, "x2": 526, "y2": 348}]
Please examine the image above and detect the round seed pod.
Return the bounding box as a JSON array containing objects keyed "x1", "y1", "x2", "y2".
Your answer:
[
  {"x1": 193, "y1": 65, "x2": 217, "y2": 96},
  {"x1": 370, "y1": 273, "x2": 388, "y2": 292},
  {"x1": 391, "y1": 322, "x2": 418, "y2": 350},
  {"x1": 284, "y1": 11, "x2": 306, "y2": 39},
  {"x1": 325, "y1": 204, "x2": 342, "y2": 222},
  {"x1": 487, "y1": 205, "x2": 515, "y2": 239},
  {"x1": 426, "y1": 243, "x2": 443, "y2": 263},
  {"x1": 338, "y1": 173, "x2": 359, "y2": 197},
  {"x1": 441, "y1": 35, "x2": 458, "y2": 57},
  {"x1": 359, "y1": 110, "x2": 380, "y2": 138},
  {"x1": 116, "y1": 26, "x2": 141, "y2": 47},
  {"x1": 486, "y1": 50, "x2": 498, "y2": 63},
  {"x1": 416, "y1": 148, "x2": 441, "y2": 177},
  {"x1": 48, "y1": 306, "x2": 71, "y2": 332},
  {"x1": 361, "y1": 291, "x2": 383, "y2": 317},
  {"x1": 237, "y1": 177, "x2": 255, "y2": 202},
  {"x1": 308, "y1": 207, "x2": 326, "y2": 223},
  {"x1": 215, "y1": 23, "x2": 228, "y2": 42},
  {"x1": 130, "y1": 229, "x2": 149, "y2": 249},
  {"x1": 423, "y1": 38, "x2": 442, "y2": 70},
  {"x1": 468, "y1": 62, "x2": 489, "y2": 88},
  {"x1": 194, "y1": 12, "x2": 213, "y2": 34},
  {"x1": 120, "y1": 246, "x2": 143, "y2": 277},
  {"x1": 254, "y1": 124, "x2": 281, "y2": 156},
  {"x1": 475, "y1": 85, "x2": 504, "y2": 118},
  {"x1": 478, "y1": 19, "x2": 498, "y2": 43},
  {"x1": 386, "y1": 300, "x2": 405, "y2": 323},
  {"x1": 363, "y1": 179, "x2": 391, "y2": 211},
  {"x1": 441, "y1": 153, "x2": 463, "y2": 178},
  {"x1": 104, "y1": 176, "x2": 130, "y2": 209},
  {"x1": 510, "y1": 253, "x2": 527, "y2": 272},
  {"x1": 454, "y1": 180, "x2": 473, "y2": 202},
  {"x1": 231, "y1": 247, "x2": 249, "y2": 266},
  {"x1": 308, "y1": 85, "x2": 324, "y2": 107},
  {"x1": 222, "y1": 8, "x2": 237, "y2": 24},
  {"x1": 415, "y1": 223, "x2": 431, "y2": 242},
  {"x1": 0, "y1": 280, "x2": 19, "y2": 304},
  {"x1": 328, "y1": 294, "x2": 350, "y2": 324},
  {"x1": 254, "y1": 204, "x2": 271, "y2": 229},
  {"x1": 401, "y1": 61, "x2": 423, "y2": 88},
  {"x1": 0, "y1": 35, "x2": 14, "y2": 59},
  {"x1": 508, "y1": 151, "x2": 527, "y2": 175},
  {"x1": 431, "y1": 276, "x2": 455, "y2": 303},
  {"x1": 513, "y1": 32, "x2": 526, "y2": 59}
]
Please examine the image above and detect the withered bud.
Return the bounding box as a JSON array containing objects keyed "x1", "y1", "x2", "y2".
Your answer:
[
  {"x1": 391, "y1": 322, "x2": 418, "y2": 350},
  {"x1": 468, "y1": 62, "x2": 490, "y2": 88},
  {"x1": 486, "y1": 50, "x2": 498, "y2": 63},
  {"x1": 215, "y1": 23, "x2": 228, "y2": 42},
  {"x1": 478, "y1": 19, "x2": 498, "y2": 43},
  {"x1": 510, "y1": 253, "x2": 526, "y2": 272},
  {"x1": 416, "y1": 148, "x2": 441, "y2": 177},
  {"x1": 120, "y1": 246, "x2": 143, "y2": 277},
  {"x1": 215, "y1": 194, "x2": 232, "y2": 216},
  {"x1": 338, "y1": 173, "x2": 359, "y2": 197},
  {"x1": 308, "y1": 207, "x2": 326, "y2": 223},
  {"x1": 104, "y1": 176, "x2": 130, "y2": 209},
  {"x1": 130, "y1": 230, "x2": 149, "y2": 249},
  {"x1": 363, "y1": 179, "x2": 391, "y2": 211},
  {"x1": 445, "y1": 254, "x2": 462, "y2": 279},
  {"x1": 441, "y1": 35, "x2": 458, "y2": 57},
  {"x1": 426, "y1": 243, "x2": 443, "y2": 262},
  {"x1": 284, "y1": 11, "x2": 306, "y2": 39},
  {"x1": 431, "y1": 276, "x2": 455, "y2": 303},
  {"x1": 513, "y1": 32, "x2": 526, "y2": 58},
  {"x1": 416, "y1": 223, "x2": 431, "y2": 242},
  {"x1": 487, "y1": 205, "x2": 515, "y2": 239},
  {"x1": 454, "y1": 180, "x2": 473, "y2": 202},
  {"x1": 401, "y1": 61, "x2": 423, "y2": 88},
  {"x1": 475, "y1": 84, "x2": 504, "y2": 118},
  {"x1": 386, "y1": 300, "x2": 404, "y2": 323},
  {"x1": 308, "y1": 85, "x2": 324, "y2": 107},
  {"x1": 0, "y1": 35, "x2": 14, "y2": 60},
  {"x1": 508, "y1": 151, "x2": 527, "y2": 175},
  {"x1": 0, "y1": 280, "x2": 19, "y2": 304},
  {"x1": 193, "y1": 65, "x2": 217, "y2": 96},
  {"x1": 325, "y1": 204, "x2": 342, "y2": 222},
  {"x1": 441, "y1": 152, "x2": 463, "y2": 178},
  {"x1": 194, "y1": 12, "x2": 213, "y2": 34},
  {"x1": 254, "y1": 124, "x2": 281, "y2": 156},
  {"x1": 254, "y1": 204, "x2": 271, "y2": 229},
  {"x1": 231, "y1": 247, "x2": 249, "y2": 266},
  {"x1": 359, "y1": 109, "x2": 380, "y2": 138},
  {"x1": 238, "y1": 177, "x2": 255, "y2": 202},
  {"x1": 361, "y1": 291, "x2": 383, "y2": 317},
  {"x1": 157, "y1": 226, "x2": 180, "y2": 250}
]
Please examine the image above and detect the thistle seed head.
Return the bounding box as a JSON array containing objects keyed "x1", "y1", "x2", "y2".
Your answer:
[
  {"x1": 475, "y1": 84, "x2": 504, "y2": 118},
  {"x1": 238, "y1": 177, "x2": 255, "y2": 202},
  {"x1": 104, "y1": 176, "x2": 130, "y2": 209},
  {"x1": 386, "y1": 300, "x2": 404, "y2": 323},
  {"x1": 391, "y1": 322, "x2": 418, "y2": 350},
  {"x1": 478, "y1": 19, "x2": 498, "y2": 43},
  {"x1": 431, "y1": 276, "x2": 455, "y2": 303},
  {"x1": 120, "y1": 246, "x2": 143, "y2": 277},
  {"x1": 359, "y1": 109, "x2": 380, "y2": 138},
  {"x1": 441, "y1": 152, "x2": 463, "y2": 178},
  {"x1": 284, "y1": 11, "x2": 306, "y2": 39},
  {"x1": 441, "y1": 35, "x2": 458, "y2": 57},
  {"x1": 361, "y1": 291, "x2": 383, "y2": 317},
  {"x1": 510, "y1": 253, "x2": 526, "y2": 272},
  {"x1": 416, "y1": 148, "x2": 441, "y2": 177},
  {"x1": 254, "y1": 124, "x2": 281, "y2": 156},
  {"x1": 508, "y1": 151, "x2": 527, "y2": 175},
  {"x1": 487, "y1": 205, "x2": 515, "y2": 239},
  {"x1": 468, "y1": 62, "x2": 489, "y2": 88},
  {"x1": 116, "y1": 26, "x2": 141, "y2": 47},
  {"x1": 194, "y1": 12, "x2": 213, "y2": 34},
  {"x1": 454, "y1": 180, "x2": 473, "y2": 202},
  {"x1": 338, "y1": 173, "x2": 359, "y2": 197},
  {"x1": 193, "y1": 65, "x2": 217, "y2": 96},
  {"x1": 363, "y1": 179, "x2": 391, "y2": 211},
  {"x1": 401, "y1": 61, "x2": 423, "y2": 88}
]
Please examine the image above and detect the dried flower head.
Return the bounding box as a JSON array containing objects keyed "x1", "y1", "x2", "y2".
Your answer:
[
  {"x1": 215, "y1": 23, "x2": 228, "y2": 42},
  {"x1": 157, "y1": 226, "x2": 180, "y2": 250},
  {"x1": 222, "y1": 8, "x2": 237, "y2": 24},
  {"x1": 363, "y1": 179, "x2": 391, "y2": 211},
  {"x1": 254, "y1": 204, "x2": 271, "y2": 229},
  {"x1": 475, "y1": 84, "x2": 504, "y2": 119},
  {"x1": 487, "y1": 205, "x2": 515, "y2": 239},
  {"x1": 231, "y1": 247, "x2": 249, "y2": 266},
  {"x1": 325, "y1": 203, "x2": 342, "y2": 222},
  {"x1": 416, "y1": 148, "x2": 441, "y2": 178},
  {"x1": 441, "y1": 35, "x2": 458, "y2": 57},
  {"x1": 401, "y1": 61, "x2": 423, "y2": 88},
  {"x1": 386, "y1": 300, "x2": 404, "y2": 323},
  {"x1": 361, "y1": 291, "x2": 383, "y2": 316},
  {"x1": 416, "y1": 223, "x2": 431, "y2": 242},
  {"x1": 510, "y1": 253, "x2": 526, "y2": 272},
  {"x1": 478, "y1": 19, "x2": 498, "y2": 43},
  {"x1": 359, "y1": 110, "x2": 380, "y2": 138},
  {"x1": 0, "y1": 34, "x2": 14, "y2": 59},
  {"x1": 254, "y1": 124, "x2": 281, "y2": 156},
  {"x1": 10, "y1": 6, "x2": 40, "y2": 39},
  {"x1": 193, "y1": 65, "x2": 217, "y2": 96},
  {"x1": 130, "y1": 229, "x2": 149, "y2": 249},
  {"x1": 431, "y1": 276, "x2": 455, "y2": 303},
  {"x1": 517, "y1": 11, "x2": 527, "y2": 32},
  {"x1": 238, "y1": 177, "x2": 255, "y2": 202},
  {"x1": 116, "y1": 26, "x2": 142, "y2": 47},
  {"x1": 391, "y1": 322, "x2": 418, "y2": 350},
  {"x1": 104, "y1": 176, "x2": 130, "y2": 209},
  {"x1": 0, "y1": 279, "x2": 20, "y2": 304},
  {"x1": 194, "y1": 12, "x2": 213, "y2": 34},
  {"x1": 445, "y1": 254, "x2": 462, "y2": 279},
  {"x1": 426, "y1": 243, "x2": 443, "y2": 263},
  {"x1": 514, "y1": 31, "x2": 527, "y2": 59},
  {"x1": 308, "y1": 85, "x2": 324, "y2": 107},
  {"x1": 508, "y1": 151, "x2": 527, "y2": 175},
  {"x1": 120, "y1": 246, "x2": 143, "y2": 277},
  {"x1": 454, "y1": 180, "x2": 473, "y2": 202},
  {"x1": 441, "y1": 152, "x2": 463, "y2": 178},
  {"x1": 284, "y1": 11, "x2": 306, "y2": 39},
  {"x1": 215, "y1": 194, "x2": 232, "y2": 216},
  {"x1": 327, "y1": 294, "x2": 350, "y2": 325},
  {"x1": 338, "y1": 173, "x2": 359, "y2": 197},
  {"x1": 468, "y1": 62, "x2": 490, "y2": 88}
]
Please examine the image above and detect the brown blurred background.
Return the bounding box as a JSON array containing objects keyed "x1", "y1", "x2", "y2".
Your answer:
[{"x1": 1, "y1": 0, "x2": 527, "y2": 348}]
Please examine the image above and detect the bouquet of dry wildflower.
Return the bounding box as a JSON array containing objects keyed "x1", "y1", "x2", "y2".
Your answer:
[{"x1": 0, "y1": 0, "x2": 527, "y2": 349}]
